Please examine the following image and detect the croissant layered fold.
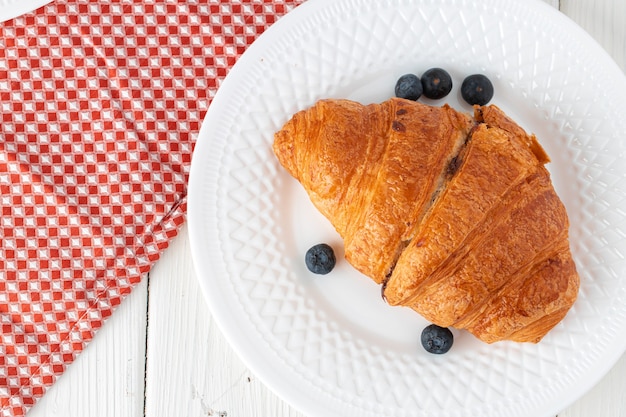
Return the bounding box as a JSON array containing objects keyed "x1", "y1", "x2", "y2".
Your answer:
[{"x1": 273, "y1": 98, "x2": 579, "y2": 343}]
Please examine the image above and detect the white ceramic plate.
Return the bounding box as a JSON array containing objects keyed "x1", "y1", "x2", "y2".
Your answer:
[
  {"x1": 188, "y1": 1, "x2": 626, "y2": 416},
  {"x1": 0, "y1": 0, "x2": 52, "y2": 23}
]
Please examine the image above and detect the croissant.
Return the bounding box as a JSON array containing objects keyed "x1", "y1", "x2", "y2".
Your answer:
[{"x1": 273, "y1": 97, "x2": 579, "y2": 343}]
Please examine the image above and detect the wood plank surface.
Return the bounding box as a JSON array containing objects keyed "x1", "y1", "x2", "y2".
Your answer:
[
  {"x1": 144, "y1": 225, "x2": 306, "y2": 417},
  {"x1": 561, "y1": 0, "x2": 625, "y2": 71},
  {"x1": 26, "y1": 278, "x2": 148, "y2": 417}
]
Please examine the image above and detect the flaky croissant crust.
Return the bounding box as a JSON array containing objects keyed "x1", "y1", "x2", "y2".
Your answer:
[{"x1": 273, "y1": 98, "x2": 579, "y2": 343}]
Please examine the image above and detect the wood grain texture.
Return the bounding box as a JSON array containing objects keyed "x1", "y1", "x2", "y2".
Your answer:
[
  {"x1": 561, "y1": 0, "x2": 625, "y2": 71},
  {"x1": 143, "y1": 225, "x2": 307, "y2": 417},
  {"x1": 26, "y1": 278, "x2": 148, "y2": 417},
  {"x1": 559, "y1": 355, "x2": 626, "y2": 417}
]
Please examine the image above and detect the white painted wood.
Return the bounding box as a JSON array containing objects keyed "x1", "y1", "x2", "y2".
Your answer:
[
  {"x1": 546, "y1": 0, "x2": 560, "y2": 8},
  {"x1": 144, "y1": 224, "x2": 307, "y2": 417},
  {"x1": 561, "y1": 0, "x2": 626, "y2": 71},
  {"x1": 26, "y1": 277, "x2": 148, "y2": 417},
  {"x1": 559, "y1": 353, "x2": 626, "y2": 417}
]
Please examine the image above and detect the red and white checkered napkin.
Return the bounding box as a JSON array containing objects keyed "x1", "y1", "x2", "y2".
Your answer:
[{"x1": 0, "y1": 0, "x2": 303, "y2": 414}]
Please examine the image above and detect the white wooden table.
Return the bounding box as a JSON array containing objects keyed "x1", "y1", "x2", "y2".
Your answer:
[{"x1": 25, "y1": 0, "x2": 626, "y2": 416}]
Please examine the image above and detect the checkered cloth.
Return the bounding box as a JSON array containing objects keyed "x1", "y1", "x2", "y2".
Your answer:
[{"x1": 0, "y1": 0, "x2": 303, "y2": 414}]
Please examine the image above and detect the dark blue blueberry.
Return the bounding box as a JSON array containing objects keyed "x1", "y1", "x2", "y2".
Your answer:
[
  {"x1": 461, "y1": 74, "x2": 494, "y2": 105},
  {"x1": 395, "y1": 74, "x2": 423, "y2": 101},
  {"x1": 305, "y1": 243, "x2": 336, "y2": 275},
  {"x1": 420, "y1": 68, "x2": 453, "y2": 100},
  {"x1": 421, "y1": 324, "x2": 454, "y2": 354}
]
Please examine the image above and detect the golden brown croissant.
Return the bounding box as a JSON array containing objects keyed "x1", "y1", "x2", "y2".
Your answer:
[{"x1": 273, "y1": 97, "x2": 579, "y2": 343}]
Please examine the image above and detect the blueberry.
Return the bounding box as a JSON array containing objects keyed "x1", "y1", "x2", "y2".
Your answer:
[
  {"x1": 305, "y1": 243, "x2": 336, "y2": 275},
  {"x1": 395, "y1": 74, "x2": 423, "y2": 101},
  {"x1": 421, "y1": 324, "x2": 454, "y2": 354},
  {"x1": 461, "y1": 74, "x2": 494, "y2": 105},
  {"x1": 420, "y1": 68, "x2": 453, "y2": 100}
]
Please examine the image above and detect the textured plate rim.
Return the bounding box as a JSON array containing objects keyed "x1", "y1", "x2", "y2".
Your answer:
[
  {"x1": 188, "y1": 1, "x2": 626, "y2": 417},
  {"x1": 0, "y1": 0, "x2": 54, "y2": 23}
]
